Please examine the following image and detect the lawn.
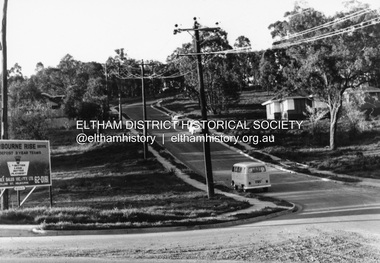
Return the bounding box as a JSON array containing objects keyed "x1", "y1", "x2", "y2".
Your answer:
[
  {"x1": 162, "y1": 90, "x2": 271, "y2": 120},
  {"x1": 0, "y1": 128, "x2": 252, "y2": 230}
]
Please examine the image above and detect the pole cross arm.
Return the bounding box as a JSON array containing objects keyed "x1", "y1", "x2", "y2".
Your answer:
[{"x1": 174, "y1": 26, "x2": 221, "y2": 34}]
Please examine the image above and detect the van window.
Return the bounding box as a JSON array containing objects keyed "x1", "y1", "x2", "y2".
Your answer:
[
  {"x1": 232, "y1": 166, "x2": 243, "y2": 172},
  {"x1": 248, "y1": 166, "x2": 266, "y2": 173}
]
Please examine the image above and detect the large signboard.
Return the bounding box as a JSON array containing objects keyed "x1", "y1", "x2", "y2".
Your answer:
[{"x1": 0, "y1": 140, "x2": 51, "y2": 189}]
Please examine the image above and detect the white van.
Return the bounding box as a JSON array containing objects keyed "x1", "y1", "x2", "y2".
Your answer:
[{"x1": 231, "y1": 162, "x2": 271, "y2": 192}]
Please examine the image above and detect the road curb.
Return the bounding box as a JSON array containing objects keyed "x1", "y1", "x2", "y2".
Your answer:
[
  {"x1": 151, "y1": 99, "x2": 174, "y2": 117},
  {"x1": 30, "y1": 204, "x2": 297, "y2": 237}
]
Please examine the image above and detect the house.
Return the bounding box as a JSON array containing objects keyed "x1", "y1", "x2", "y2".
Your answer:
[
  {"x1": 262, "y1": 93, "x2": 328, "y2": 120},
  {"x1": 41, "y1": 93, "x2": 75, "y2": 128},
  {"x1": 41, "y1": 93, "x2": 66, "y2": 115}
]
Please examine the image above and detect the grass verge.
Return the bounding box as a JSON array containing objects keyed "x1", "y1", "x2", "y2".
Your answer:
[{"x1": 0, "y1": 129, "x2": 256, "y2": 230}]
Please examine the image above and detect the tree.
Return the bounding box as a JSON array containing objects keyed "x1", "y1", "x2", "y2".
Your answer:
[
  {"x1": 167, "y1": 43, "x2": 200, "y2": 101},
  {"x1": 259, "y1": 48, "x2": 297, "y2": 94},
  {"x1": 10, "y1": 103, "x2": 50, "y2": 140},
  {"x1": 58, "y1": 54, "x2": 81, "y2": 87},
  {"x1": 32, "y1": 66, "x2": 65, "y2": 95},
  {"x1": 9, "y1": 78, "x2": 41, "y2": 108},
  {"x1": 63, "y1": 85, "x2": 86, "y2": 119},
  {"x1": 35, "y1": 62, "x2": 44, "y2": 73},
  {"x1": 8, "y1": 63, "x2": 24, "y2": 83},
  {"x1": 83, "y1": 77, "x2": 107, "y2": 119},
  {"x1": 7, "y1": 76, "x2": 49, "y2": 141},
  {"x1": 168, "y1": 28, "x2": 243, "y2": 114},
  {"x1": 233, "y1": 36, "x2": 262, "y2": 89},
  {"x1": 204, "y1": 52, "x2": 241, "y2": 114},
  {"x1": 266, "y1": 3, "x2": 380, "y2": 149}
]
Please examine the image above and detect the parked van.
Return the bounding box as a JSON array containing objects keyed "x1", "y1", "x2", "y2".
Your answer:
[{"x1": 231, "y1": 162, "x2": 271, "y2": 192}]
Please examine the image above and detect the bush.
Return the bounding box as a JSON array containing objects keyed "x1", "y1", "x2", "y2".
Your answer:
[
  {"x1": 343, "y1": 103, "x2": 368, "y2": 139},
  {"x1": 10, "y1": 103, "x2": 50, "y2": 140},
  {"x1": 303, "y1": 105, "x2": 329, "y2": 143}
]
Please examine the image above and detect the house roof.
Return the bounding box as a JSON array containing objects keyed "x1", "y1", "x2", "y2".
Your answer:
[
  {"x1": 262, "y1": 96, "x2": 309, "y2": 106},
  {"x1": 41, "y1": 93, "x2": 65, "y2": 104},
  {"x1": 261, "y1": 91, "x2": 313, "y2": 106}
]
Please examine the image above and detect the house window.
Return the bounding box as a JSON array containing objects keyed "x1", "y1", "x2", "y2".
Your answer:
[{"x1": 287, "y1": 99, "x2": 295, "y2": 110}]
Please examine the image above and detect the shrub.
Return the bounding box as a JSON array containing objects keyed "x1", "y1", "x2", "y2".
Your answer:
[
  {"x1": 303, "y1": 105, "x2": 329, "y2": 143},
  {"x1": 343, "y1": 103, "x2": 368, "y2": 139},
  {"x1": 9, "y1": 103, "x2": 50, "y2": 140}
]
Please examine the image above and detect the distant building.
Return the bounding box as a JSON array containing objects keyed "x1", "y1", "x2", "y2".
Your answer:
[
  {"x1": 41, "y1": 93, "x2": 75, "y2": 128},
  {"x1": 262, "y1": 93, "x2": 328, "y2": 120},
  {"x1": 41, "y1": 93, "x2": 66, "y2": 115}
]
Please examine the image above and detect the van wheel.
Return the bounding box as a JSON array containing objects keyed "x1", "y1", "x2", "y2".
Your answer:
[{"x1": 263, "y1": 187, "x2": 269, "y2": 192}]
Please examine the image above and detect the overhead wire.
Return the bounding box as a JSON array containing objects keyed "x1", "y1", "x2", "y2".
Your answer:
[
  {"x1": 170, "y1": 8, "x2": 379, "y2": 56},
  {"x1": 105, "y1": 8, "x2": 379, "y2": 82},
  {"x1": 273, "y1": 15, "x2": 380, "y2": 49},
  {"x1": 279, "y1": 8, "x2": 374, "y2": 42}
]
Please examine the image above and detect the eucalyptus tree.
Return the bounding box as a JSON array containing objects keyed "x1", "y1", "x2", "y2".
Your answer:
[
  {"x1": 233, "y1": 36, "x2": 262, "y2": 88},
  {"x1": 264, "y1": 3, "x2": 380, "y2": 149}
]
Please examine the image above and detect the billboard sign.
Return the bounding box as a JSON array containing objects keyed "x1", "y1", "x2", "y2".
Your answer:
[{"x1": 0, "y1": 140, "x2": 51, "y2": 189}]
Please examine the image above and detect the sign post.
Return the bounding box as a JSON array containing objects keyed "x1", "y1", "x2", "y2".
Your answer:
[{"x1": 0, "y1": 140, "x2": 52, "y2": 207}]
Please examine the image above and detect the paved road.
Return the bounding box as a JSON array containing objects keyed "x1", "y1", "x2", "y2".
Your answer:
[
  {"x1": 125, "y1": 102, "x2": 380, "y2": 221},
  {"x1": 0, "y1": 101, "x2": 379, "y2": 262}
]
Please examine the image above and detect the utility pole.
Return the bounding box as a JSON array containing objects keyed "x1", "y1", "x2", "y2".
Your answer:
[
  {"x1": 138, "y1": 60, "x2": 155, "y2": 160},
  {"x1": 118, "y1": 64, "x2": 122, "y2": 121},
  {"x1": 141, "y1": 59, "x2": 148, "y2": 160},
  {"x1": 115, "y1": 48, "x2": 125, "y2": 121},
  {"x1": 104, "y1": 61, "x2": 110, "y2": 114},
  {"x1": 1, "y1": 0, "x2": 8, "y2": 210},
  {"x1": 110, "y1": 52, "x2": 153, "y2": 160},
  {"x1": 193, "y1": 19, "x2": 215, "y2": 198},
  {"x1": 174, "y1": 18, "x2": 220, "y2": 198}
]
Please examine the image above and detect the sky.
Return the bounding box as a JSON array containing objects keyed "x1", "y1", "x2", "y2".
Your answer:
[{"x1": 2, "y1": 0, "x2": 380, "y2": 76}]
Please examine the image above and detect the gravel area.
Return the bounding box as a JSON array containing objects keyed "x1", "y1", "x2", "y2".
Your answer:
[
  {"x1": 1, "y1": 227, "x2": 379, "y2": 262},
  {"x1": 125, "y1": 230, "x2": 380, "y2": 262}
]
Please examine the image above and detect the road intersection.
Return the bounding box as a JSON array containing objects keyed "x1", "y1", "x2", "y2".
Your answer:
[{"x1": 0, "y1": 101, "x2": 379, "y2": 262}]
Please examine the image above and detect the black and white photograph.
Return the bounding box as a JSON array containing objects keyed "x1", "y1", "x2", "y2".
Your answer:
[{"x1": 0, "y1": 0, "x2": 380, "y2": 262}]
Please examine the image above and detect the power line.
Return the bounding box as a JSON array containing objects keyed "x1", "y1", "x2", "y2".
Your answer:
[
  {"x1": 178, "y1": 46, "x2": 253, "y2": 56},
  {"x1": 278, "y1": 8, "x2": 374, "y2": 42},
  {"x1": 273, "y1": 15, "x2": 380, "y2": 49}
]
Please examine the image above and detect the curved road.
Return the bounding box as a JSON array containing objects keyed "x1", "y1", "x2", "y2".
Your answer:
[
  {"x1": 0, "y1": 101, "x2": 379, "y2": 262},
  {"x1": 124, "y1": 102, "x2": 380, "y2": 219}
]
